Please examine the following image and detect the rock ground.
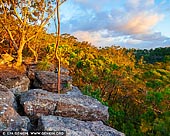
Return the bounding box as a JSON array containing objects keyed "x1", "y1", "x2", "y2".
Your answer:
[
  {"x1": 0, "y1": 64, "x2": 125, "y2": 135},
  {"x1": 38, "y1": 115, "x2": 125, "y2": 136}
]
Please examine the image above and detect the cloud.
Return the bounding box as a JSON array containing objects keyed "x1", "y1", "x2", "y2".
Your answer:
[
  {"x1": 61, "y1": 0, "x2": 163, "y2": 35},
  {"x1": 126, "y1": 0, "x2": 154, "y2": 10},
  {"x1": 73, "y1": 30, "x2": 115, "y2": 47},
  {"x1": 72, "y1": 30, "x2": 142, "y2": 48},
  {"x1": 57, "y1": 0, "x2": 170, "y2": 48},
  {"x1": 74, "y1": 0, "x2": 110, "y2": 11},
  {"x1": 73, "y1": 30, "x2": 170, "y2": 49},
  {"x1": 117, "y1": 12, "x2": 163, "y2": 34},
  {"x1": 131, "y1": 32, "x2": 170, "y2": 41}
]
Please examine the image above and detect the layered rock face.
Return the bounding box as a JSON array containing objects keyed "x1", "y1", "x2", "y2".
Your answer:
[
  {"x1": 20, "y1": 88, "x2": 108, "y2": 121},
  {"x1": 38, "y1": 115, "x2": 125, "y2": 136}
]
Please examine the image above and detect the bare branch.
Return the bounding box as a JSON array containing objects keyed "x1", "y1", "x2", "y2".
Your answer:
[
  {"x1": 11, "y1": 0, "x2": 23, "y2": 24},
  {"x1": 40, "y1": 0, "x2": 66, "y2": 28},
  {"x1": 25, "y1": 33, "x2": 37, "y2": 43},
  {"x1": 59, "y1": 0, "x2": 67, "y2": 5},
  {"x1": 0, "y1": 39, "x2": 4, "y2": 43},
  {"x1": 13, "y1": 7, "x2": 23, "y2": 24},
  {"x1": 26, "y1": 0, "x2": 67, "y2": 44}
]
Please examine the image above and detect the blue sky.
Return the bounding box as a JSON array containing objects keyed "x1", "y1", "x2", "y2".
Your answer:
[{"x1": 49, "y1": 0, "x2": 170, "y2": 49}]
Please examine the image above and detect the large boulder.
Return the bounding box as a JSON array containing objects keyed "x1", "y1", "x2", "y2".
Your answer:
[
  {"x1": 0, "y1": 84, "x2": 30, "y2": 131},
  {"x1": 33, "y1": 71, "x2": 72, "y2": 93},
  {"x1": 0, "y1": 84, "x2": 16, "y2": 108},
  {"x1": 0, "y1": 74, "x2": 30, "y2": 95},
  {"x1": 38, "y1": 115, "x2": 125, "y2": 136},
  {"x1": 0, "y1": 102, "x2": 30, "y2": 131},
  {"x1": 20, "y1": 88, "x2": 108, "y2": 121}
]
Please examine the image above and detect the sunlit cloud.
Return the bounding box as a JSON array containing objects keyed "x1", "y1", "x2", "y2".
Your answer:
[
  {"x1": 118, "y1": 12, "x2": 163, "y2": 34},
  {"x1": 54, "y1": 0, "x2": 170, "y2": 49},
  {"x1": 73, "y1": 30, "x2": 113, "y2": 47}
]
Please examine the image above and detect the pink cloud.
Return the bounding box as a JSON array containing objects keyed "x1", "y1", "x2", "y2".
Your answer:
[{"x1": 119, "y1": 12, "x2": 164, "y2": 34}]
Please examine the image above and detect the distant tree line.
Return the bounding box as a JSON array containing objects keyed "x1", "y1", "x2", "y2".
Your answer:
[{"x1": 133, "y1": 47, "x2": 170, "y2": 64}]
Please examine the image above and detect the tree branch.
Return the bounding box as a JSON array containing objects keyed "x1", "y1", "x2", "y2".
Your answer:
[
  {"x1": 40, "y1": 0, "x2": 66, "y2": 28},
  {"x1": 26, "y1": 0, "x2": 67, "y2": 44},
  {"x1": 11, "y1": 0, "x2": 23, "y2": 24},
  {"x1": 0, "y1": 20, "x2": 18, "y2": 51},
  {"x1": 59, "y1": 0, "x2": 67, "y2": 5},
  {"x1": 13, "y1": 7, "x2": 23, "y2": 24},
  {"x1": 0, "y1": 39, "x2": 4, "y2": 43}
]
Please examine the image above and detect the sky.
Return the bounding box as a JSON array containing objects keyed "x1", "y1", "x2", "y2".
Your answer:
[{"x1": 49, "y1": 0, "x2": 170, "y2": 49}]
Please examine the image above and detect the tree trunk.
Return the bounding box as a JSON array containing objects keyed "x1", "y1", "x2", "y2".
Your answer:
[
  {"x1": 28, "y1": 45, "x2": 38, "y2": 63},
  {"x1": 16, "y1": 32, "x2": 26, "y2": 67},
  {"x1": 55, "y1": 0, "x2": 61, "y2": 94},
  {"x1": 57, "y1": 59, "x2": 61, "y2": 93}
]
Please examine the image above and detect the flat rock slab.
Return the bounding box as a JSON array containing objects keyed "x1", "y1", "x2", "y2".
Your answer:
[
  {"x1": 0, "y1": 102, "x2": 30, "y2": 131},
  {"x1": 20, "y1": 88, "x2": 108, "y2": 121},
  {"x1": 33, "y1": 71, "x2": 72, "y2": 93},
  {"x1": 38, "y1": 115, "x2": 125, "y2": 136}
]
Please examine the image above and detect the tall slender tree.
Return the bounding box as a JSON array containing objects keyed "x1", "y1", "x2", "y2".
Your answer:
[{"x1": 54, "y1": 0, "x2": 66, "y2": 93}]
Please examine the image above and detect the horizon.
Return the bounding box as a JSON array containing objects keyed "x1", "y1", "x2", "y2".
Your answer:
[{"x1": 48, "y1": 0, "x2": 170, "y2": 49}]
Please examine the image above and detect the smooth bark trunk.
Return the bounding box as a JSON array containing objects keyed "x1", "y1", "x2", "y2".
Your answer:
[
  {"x1": 55, "y1": 0, "x2": 61, "y2": 94},
  {"x1": 16, "y1": 31, "x2": 26, "y2": 67}
]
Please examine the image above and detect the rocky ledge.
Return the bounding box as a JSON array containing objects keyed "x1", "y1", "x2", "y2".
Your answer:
[{"x1": 0, "y1": 66, "x2": 125, "y2": 135}]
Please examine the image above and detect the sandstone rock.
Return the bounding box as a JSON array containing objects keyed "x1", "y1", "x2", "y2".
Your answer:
[
  {"x1": 65, "y1": 86, "x2": 83, "y2": 96},
  {"x1": 33, "y1": 71, "x2": 72, "y2": 93},
  {"x1": 0, "y1": 75, "x2": 30, "y2": 95},
  {"x1": 20, "y1": 89, "x2": 108, "y2": 121},
  {"x1": 26, "y1": 64, "x2": 37, "y2": 82},
  {"x1": 0, "y1": 102, "x2": 30, "y2": 131},
  {"x1": 0, "y1": 84, "x2": 16, "y2": 108},
  {"x1": 55, "y1": 67, "x2": 70, "y2": 75},
  {"x1": 38, "y1": 115, "x2": 125, "y2": 136}
]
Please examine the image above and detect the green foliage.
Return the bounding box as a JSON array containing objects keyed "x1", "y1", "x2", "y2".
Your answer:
[
  {"x1": 76, "y1": 60, "x2": 83, "y2": 69},
  {"x1": 65, "y1": 44, "x2": 170, "y2": 136},
  {"x1": 134, "y1": 47, "x2": 170, "y2": 64},
  {"x1": 37, "y1": 59, "x2": 52, "y2": 71},
  {"x1": 146, "y1": 91, "x2": 163, "y2": 105},
  {"x1": 146, "y1": 80, "x2": 163, "y2": 89}
]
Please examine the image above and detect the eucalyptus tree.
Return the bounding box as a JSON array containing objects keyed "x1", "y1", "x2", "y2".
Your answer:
[
  {"x1": 54, "y1": 0, "x2": 66, "y2": 93},
  {"x1": 0, "y1": 0, "x2": 66, "y2": 66}
]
